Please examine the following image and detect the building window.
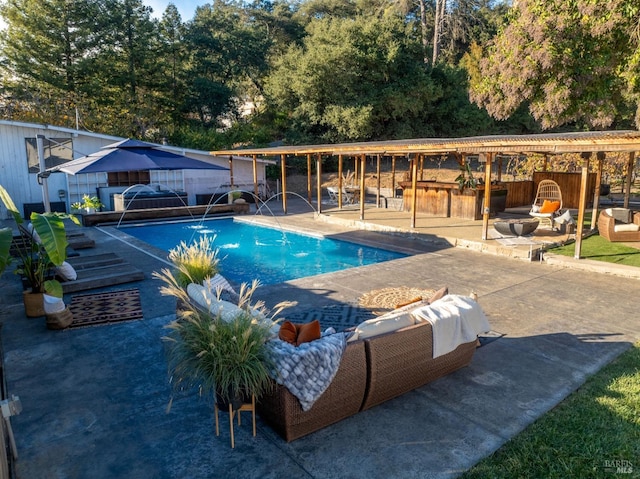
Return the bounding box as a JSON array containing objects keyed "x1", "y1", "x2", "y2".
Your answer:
[
  {"x1": 107, "y1": 171, "x2": 151, "y2": 186},
  {"x1": 25, "y1": 137, "x2": 74, "y2": 173}
]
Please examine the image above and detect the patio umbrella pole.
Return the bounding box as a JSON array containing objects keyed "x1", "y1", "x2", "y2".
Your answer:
[{"x1": 37, "y1": 135, "x2": 51, "y2": 213}]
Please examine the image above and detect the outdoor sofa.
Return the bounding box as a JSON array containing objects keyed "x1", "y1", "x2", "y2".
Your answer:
[
  {"x1": 183, "y1": 279, "x2": 489, "y2": 442},
  {"x1": 258, "y1": 294, "x2": 489, "y2": 442},
  {"x1": 597, "y1": 207, "x2": 640, "y2": 242}
]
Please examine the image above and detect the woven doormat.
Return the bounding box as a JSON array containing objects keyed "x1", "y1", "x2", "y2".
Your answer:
[
  {"x1": 68, "y1": 288, "x2": 143, "y2": 328},
  {"x1": 359, "y1": 286, "x2": 436, "y2": 314}
]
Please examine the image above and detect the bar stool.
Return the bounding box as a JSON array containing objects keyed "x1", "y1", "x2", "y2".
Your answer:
[{"x1": 214, "y1": 394, "x2": 256, "y2": 448}]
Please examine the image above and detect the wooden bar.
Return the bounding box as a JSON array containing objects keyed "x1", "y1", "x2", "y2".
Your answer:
[{"x1": 400, "y1": 181, "x2": 507, "y2": 220}]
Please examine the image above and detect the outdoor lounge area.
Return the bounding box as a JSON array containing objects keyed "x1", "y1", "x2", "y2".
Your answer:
[{"x1": 1, "y1": 195, "x2": 639, "y2": 478}]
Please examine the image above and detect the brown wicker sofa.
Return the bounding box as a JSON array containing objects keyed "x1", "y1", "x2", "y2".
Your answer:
[
  {"x1": 257, "y1": 316, "x2": 478, "y2": 442},
  {"x1": 597, "y1": 208, "x2": 640, "y2": 242}
]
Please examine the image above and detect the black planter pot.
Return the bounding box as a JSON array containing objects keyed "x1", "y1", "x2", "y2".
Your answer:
[{"x1": 215, "y1": 390, "x2": 244, "y2": 412}]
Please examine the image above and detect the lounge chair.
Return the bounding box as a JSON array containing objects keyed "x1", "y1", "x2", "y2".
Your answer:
[
  {"x1": 60, "y1": 253, "x2": 144, "y2": 293},
  {"x1": 326, "y1": 187, "x2": 339, "y2": 204},
  {"x1": 597, "y1": 208, "x2": 640, "y2": 242},
  {"x1": 529, "y1": 180, "x2": 563, "y2": 229}
]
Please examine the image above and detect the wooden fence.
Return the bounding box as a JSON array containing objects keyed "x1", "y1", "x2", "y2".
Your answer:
[{"x1": 500, "y1": 172, "x2": 597, "y2": 209}]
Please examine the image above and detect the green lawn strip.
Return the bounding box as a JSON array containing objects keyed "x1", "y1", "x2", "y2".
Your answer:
[
  {"x1": 550, "y1": 235, "x2": 640, "y2": 267},
  {"x1": 462, "y1": 343, "x2": 640, "y2": 478}
]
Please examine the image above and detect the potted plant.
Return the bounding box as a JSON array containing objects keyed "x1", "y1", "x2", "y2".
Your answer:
[
  {"x1": 158, "y1": 273, "x2": 283, "y2": 411},
  {"x1": 455, "y1": 161, "x2": 478, "y2": 191},
  {"x1": 71, "y1": 194, "x2": 103, "y2": 214},
  {"x1": 0, "y1": 185, "x2": 78, "y2": 316},
  {"x1": 167, "y1": 235, "x2": 220, "y2": 289}
]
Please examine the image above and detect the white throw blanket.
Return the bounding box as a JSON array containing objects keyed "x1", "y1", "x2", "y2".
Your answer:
[
  {"x1": 411, "y1": 295, "x2": 490, "y2": 358},
  {"x1": 264, "y1": 332, "x2": 347, "y2": 411}
]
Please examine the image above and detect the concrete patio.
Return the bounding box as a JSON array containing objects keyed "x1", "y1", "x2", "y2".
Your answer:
[{"x1": 1, "y1": 199, "x2": 639, "y2": 478}]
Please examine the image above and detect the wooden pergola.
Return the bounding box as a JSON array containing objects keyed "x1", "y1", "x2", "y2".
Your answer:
[{"x1": 212, "y1": 130, "x2": 640, "y2": 259}]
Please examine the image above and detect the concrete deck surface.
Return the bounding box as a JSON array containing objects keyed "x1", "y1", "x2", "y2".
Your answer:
[{"x1": 1, "y1": 199, "x2": 639, "y2": 478}]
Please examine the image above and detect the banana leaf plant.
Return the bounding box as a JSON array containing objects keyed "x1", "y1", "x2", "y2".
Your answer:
[
  {"x1": 0, "y1": 227, "x2": 12, "y2": 277},
  {"x1": 0, "y1": 185, "x2": 79, "y2": 295}
]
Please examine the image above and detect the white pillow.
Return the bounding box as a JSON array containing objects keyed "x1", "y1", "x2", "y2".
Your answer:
[
  {"x1": 204, "y1": 274, "x2": 236, "y2": 294},
  {"x1": 614, "y1": 223, "x2": 640, "y2": 233},
  {"x1": 55, "y1": 261, "x2": 77, "y2": 281},
  {"x1": 186, "y1": 283, "x2": 243, "y2": 322},
  {"x1": 531, "y1": 204, "x2": 541, "y2": 213},
  {"x1": 43, "y1": 294, "x2": 65, "y2": 314},
  {"x1": 354, "y1": 308, "x2": 416, "y2": 340},
  {"x1": 26, "y1": 223, "x2": 42, "y2": 244}
]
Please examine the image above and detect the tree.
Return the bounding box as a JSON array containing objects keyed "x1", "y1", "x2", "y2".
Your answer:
[
  {"x1": 0, "y1": 0, "x2": 107, "y2": 127},
  {"x1": 157, "y1": 4, "x2": 188, "y2": 127},
  {"x1": 0, "y1": 0, "x2": 104, "y2": 92},
  {"x1": 468, "y1": 0, "x2": 640, "y2": 130},
  {"x1": 184, "y1": 1, "x2": 273, "y2": 128},
  {"x1": 264, "y1": 14, "x2": 441, "y2": 142}
]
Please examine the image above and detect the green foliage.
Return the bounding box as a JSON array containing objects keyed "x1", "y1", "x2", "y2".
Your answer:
[
  {"x1": 455, "y1": 161, "x2": 478, "y2": 190},
  {"x1": 154, "y1": 270, "x2": 292, "y2": 405},
  {"x1": 468, "y1": 0, "x2": 640, "y2": 130},
  {"x1": 550, "y1": 234, "x2": 640, "y2": 267},
  {"x1": 0, "y1": 228, "x2": 12, "y2": 277},
  {"x1": 71, "y1": 194, "x2": 103, "y2": 211},
  {"x1": 167, "y1": 236, "x2": 220, "y2": 288},
  {"x1": 265, "y1": 14, "x2": 441, "y2": 142},
  {"x1": 164, "y1": 303, "x2": 274, "y2": 404},
  {"x1": 0, "y1": 184, "x2": 78, "y2": 292},
  {"x1": 0, "y1": 0, "x2": 538, "y2": 142},
  {"x1": 463, "y1": 342, "x2": 640, "y2": 478}
]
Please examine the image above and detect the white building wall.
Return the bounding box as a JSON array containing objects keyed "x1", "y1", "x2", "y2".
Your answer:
[
  {"x1": 0, "y1": 120, "x2": 268, "y2": 217},
  {"x1": 0, "y1": 123, "x2": 119, "y2": 219}
]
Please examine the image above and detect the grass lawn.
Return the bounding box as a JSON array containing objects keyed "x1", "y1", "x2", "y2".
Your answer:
[
  {"x1": 462, "y1": 343, "x2": 640, "y2": 478},
  {"x1": 550, "y1": 234, "x2": 640, "y2": 267}
]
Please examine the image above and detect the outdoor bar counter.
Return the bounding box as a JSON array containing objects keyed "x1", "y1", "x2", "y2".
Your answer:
[{"x1": 399, "y1": 181, "x2": 507, "y2": 220}]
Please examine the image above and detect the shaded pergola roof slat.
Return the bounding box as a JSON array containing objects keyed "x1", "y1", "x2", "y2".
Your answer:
[{"x1": 212, "y1": 130, "x2": 640, "y2": 157}]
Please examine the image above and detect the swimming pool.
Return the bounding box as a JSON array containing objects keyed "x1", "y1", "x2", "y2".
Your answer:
[{"x1": 120, "y1": 218, "x2": 406, "y2": 285}]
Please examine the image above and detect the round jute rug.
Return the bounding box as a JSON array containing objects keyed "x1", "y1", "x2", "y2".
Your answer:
[{"x1": 358, "y1": 286, "x2": 435, "y2": 313}]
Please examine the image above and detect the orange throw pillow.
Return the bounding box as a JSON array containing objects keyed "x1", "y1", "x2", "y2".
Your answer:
[
  {"x1": 278, "y1": 320, "x2": 322, "y2": 346},
  {"x1": 296, "y1": 320, "x2": 321, "y2": 346},
  {"x1": 278, "y1": 321, "x2": 298, "y2": 345},
  {"x1": 428, "y1": 286, "x2": 449, "y2": 304},
  {"x1": 539, "y1": 200, "x2": 560, "y2": 213},
  {"x1": 395, "y1": 296, "x2": 423, "y2": 309}
]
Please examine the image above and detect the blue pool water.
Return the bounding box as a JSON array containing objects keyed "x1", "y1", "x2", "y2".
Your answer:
[{"x1": 120, "y1": 219, "x2": 406, "y2": 285}]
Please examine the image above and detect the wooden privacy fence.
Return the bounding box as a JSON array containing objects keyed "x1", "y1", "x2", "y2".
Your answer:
[
  {"x1": 502, "y1": 181, "x2": 534, "y2": 208},
  {"x1": 499, "y1": 172, "x2": 597, "y2": 209},
  {"x1": 533, "y1": 171, "x2": 597, "y2": 208}
]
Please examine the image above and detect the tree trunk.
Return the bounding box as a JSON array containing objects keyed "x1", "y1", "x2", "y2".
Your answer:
[
  {"x1": 418, "y1": 0, "x2": 429, "y2": 64},
  {"x1": 432, "y1": 0, "x2": 446, "y2": 66}
]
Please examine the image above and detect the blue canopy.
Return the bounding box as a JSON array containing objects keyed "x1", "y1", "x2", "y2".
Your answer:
[{"x1": 48, "y1": 139, "x2": 229, "y2": 175}]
